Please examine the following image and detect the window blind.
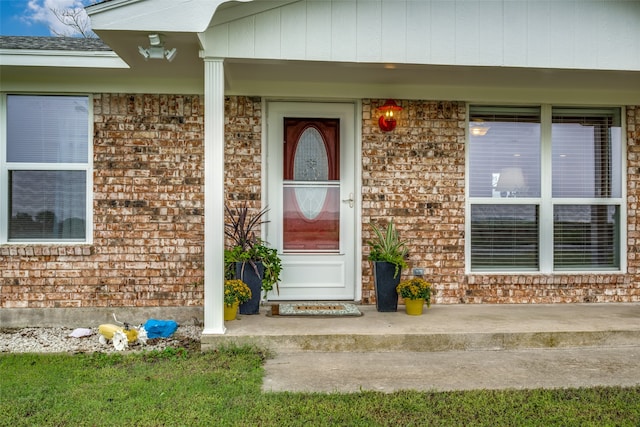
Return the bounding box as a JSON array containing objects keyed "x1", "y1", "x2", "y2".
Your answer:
[
  {"x1": 470, "y1": 205, "x2": 539, "y2": 270},
  {"x1": 553, "y1": 205, "x2": 619, "y2": 269},
  {"x1": 552, "y1": 108, "x2": 622, "y2": 199},
  {"x1": 469, "y1": 107, "x2": 541, "y2": 198},
  {"x1": 6, "y1": 95, "x2": 89, "y2": 164}
]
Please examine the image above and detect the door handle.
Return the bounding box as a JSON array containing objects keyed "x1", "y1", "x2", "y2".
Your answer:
[{"x1": 342, "y1": 193, "x2": 354, "y2": 208}]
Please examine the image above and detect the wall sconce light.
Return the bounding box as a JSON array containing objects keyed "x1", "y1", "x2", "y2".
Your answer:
[
  {"x1": 138, "y1": 34, "x2": 178, "y2": 62},
  {"x1": 378, "y1": 99, "x2": 403, "y2": 132}
]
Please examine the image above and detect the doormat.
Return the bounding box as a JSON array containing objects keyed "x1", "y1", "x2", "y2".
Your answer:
[{"x1": 269, "y1": 303, "x2": 362, "y2": 317}]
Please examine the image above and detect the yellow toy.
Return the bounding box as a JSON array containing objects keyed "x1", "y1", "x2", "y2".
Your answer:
[
  {"x1": 98, "y1": 324, "x2": 138, "y2": 342},
  {"x1": 98, "y1": 314, "x2": 147, "y2": 351}
]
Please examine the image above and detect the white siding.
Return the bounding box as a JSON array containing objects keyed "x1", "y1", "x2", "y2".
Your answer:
[
  {"x1": 405, "y1": 1, "x2": 429, "y2": 63},
  {"x1": 331, "y1": 1, "x2": 357, "y2": 61},
  {"x1": 208, "y1": 0, "x2": 640, "y2": 71},
  {"x1": 227, "y1": 15, "x2": 255, "y2": 58},
  {"x1": 281, "y1": 1, "x2": 306, "y2": 58},
  {"x1": 255, "y1": 9, "x2": 281, "y2": 58},
  {"x1": 548, "y1": 1, "x2": 575, "y2": 68},
  {"x1": 356, "y1": 0, "x2": 381, "y2": 63},
  {"x1": 503, "y1": 1, "x2": 528, "y2": 66},
  {"x1": 382, "y1": 0, "x2": 406, "y2": 64},
  {"x1": 478, "y1": 1, "x2": 504, "y2": 66},
  {"x1": 454, "y1": 0, "x2": 480, "y2": 65},
  {"x1": 429, "y1": 0, "x2": 456, "y2": 64},
  {"x1": 306, "y1": 1, "x2": 332, "y2": 60}
]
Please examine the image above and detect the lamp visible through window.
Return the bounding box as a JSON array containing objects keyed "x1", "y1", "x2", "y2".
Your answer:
[{"x1": 496, "y1": 167, "x2": 526, "y2": 197}]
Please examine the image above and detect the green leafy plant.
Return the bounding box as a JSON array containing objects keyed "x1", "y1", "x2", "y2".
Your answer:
[
  {"x1": 224, "y1": 203, "x2": 282, "y2": 297},
  {"x1": 396, "y1": 277, "x2": 432, "y2": 305},
  {"x1": 367, "y1": 219, "x2": 409, "y2": 278},
  {"x1": 224, "y1": 279, "x2": 252, "y2": 306}
]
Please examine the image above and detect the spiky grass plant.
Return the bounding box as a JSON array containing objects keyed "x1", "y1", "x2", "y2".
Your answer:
[{"x1": 367, "y1": 219, "x2": 409, "y2": 278}]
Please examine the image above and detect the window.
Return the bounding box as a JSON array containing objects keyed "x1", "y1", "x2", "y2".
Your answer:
[
  {"x1": 468, "y1": 105, "x2": 623, "y2": 272},
  {"x1": 2, "y1": 95, "x2": 92, "y2": 243}
]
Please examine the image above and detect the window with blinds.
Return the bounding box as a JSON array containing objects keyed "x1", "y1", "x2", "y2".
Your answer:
[
  {"x1": 469, "y1": 106, "x2": 540, "y2": 199},
  {"x1": 3, "y1": 95, "x2": 91, "y2": 242},
  {"x1": 551, "y1": 108, "x2": 622, "y2": 270},
  {"x1": 468, "y1": 105, "x2": 623, "y2": 272}
]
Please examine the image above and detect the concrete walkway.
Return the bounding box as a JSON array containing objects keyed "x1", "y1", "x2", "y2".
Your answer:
[
  {"x1": 201, "y1": 303, "x2": 640, "y2": 392},
  {"x1": 263, "y1": 347, "x2": 640, "y2": 392}
]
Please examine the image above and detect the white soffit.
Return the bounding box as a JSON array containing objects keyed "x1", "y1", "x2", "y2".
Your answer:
[{"x1": 87, "y1": 0, "x2": 251, "y2": 33}]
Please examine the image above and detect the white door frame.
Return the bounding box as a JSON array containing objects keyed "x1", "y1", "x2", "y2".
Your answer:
[{"x1": 263, "y1": 100, "x2": 362, "y2": 301}]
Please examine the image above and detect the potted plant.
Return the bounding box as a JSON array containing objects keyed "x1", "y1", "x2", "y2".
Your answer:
[
  {"x1": 367, "y1": 220, "x2": 409, "y2": 312},
  {"x1": 224, "y1": 279, "x2": 252, "y2": 321},
  {"x1": 224, "y1": 203, "x2": 282, "y2": 314},
  {"x1": 396, "y1": 277, "x2": 432, "y2": 315}
]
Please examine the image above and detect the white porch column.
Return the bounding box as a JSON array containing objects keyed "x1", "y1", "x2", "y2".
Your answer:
[{"x1": 202, "y1": 57, "x2": 226, "y2": 335}]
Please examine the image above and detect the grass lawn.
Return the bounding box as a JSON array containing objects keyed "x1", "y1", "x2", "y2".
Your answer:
[{"x1": 1, "y1": 345, "x2": 639, "y2": 426}]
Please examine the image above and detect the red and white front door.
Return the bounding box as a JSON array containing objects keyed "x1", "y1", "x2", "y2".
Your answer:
[{"x1": 266, "y1": 102, "x2": 358, "y2": 300}]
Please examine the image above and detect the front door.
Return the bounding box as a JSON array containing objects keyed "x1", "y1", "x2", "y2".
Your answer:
[{"x1": 266, "y1": 102, "x2": 357, "y2": 300}]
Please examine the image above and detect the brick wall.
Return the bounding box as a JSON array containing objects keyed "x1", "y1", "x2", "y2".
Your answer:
[
  {"x1": 362, "y1": 100, "x2": 640, "y2": 304},
  {"x1": 361, "y1": 100, "x2": 466, "y2": 304},
  {"x1": 1, "y1": 94, "x2": 205, "y2": 309},
  {"x1": 224, "y1": 96, "x2": 263, "y2": 211},
  {"x1": 2, "y1": 96, "x2": 639, "y2": 311}
]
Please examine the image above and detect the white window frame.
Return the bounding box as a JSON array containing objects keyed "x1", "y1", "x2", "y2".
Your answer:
[
  {"x1": 465, "y1": 104, "x2": 626, "y2": 274},
  {"x1": 0, "y1": 93, "x2": 93, "y2": 245}
]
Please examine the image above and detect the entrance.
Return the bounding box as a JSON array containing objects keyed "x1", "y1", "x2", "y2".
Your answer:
[{"x1": 266, "y1": 102, "x2": 358, "y2": 300}]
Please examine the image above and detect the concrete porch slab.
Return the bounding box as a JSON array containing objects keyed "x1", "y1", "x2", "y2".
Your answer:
[{"x1": 201, "y1": 303, "x2": 640, "y2": 353}]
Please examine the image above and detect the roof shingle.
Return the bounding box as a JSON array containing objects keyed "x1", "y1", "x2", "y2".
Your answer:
[{"x1": 0, "y1": 36, "x2": 111, "y2": 52}]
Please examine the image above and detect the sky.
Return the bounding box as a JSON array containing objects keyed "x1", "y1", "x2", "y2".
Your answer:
[{"x1": 0, "y1": 0, "x2": 95, "y2": 36}]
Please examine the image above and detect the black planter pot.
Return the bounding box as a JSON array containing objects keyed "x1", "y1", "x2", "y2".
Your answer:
[
  {"x1": 373, "y1": 261, "x2": 401, "y2": 312},
  {"x1": 236, "y1": 261, "x2": 264, "y2": 315}
]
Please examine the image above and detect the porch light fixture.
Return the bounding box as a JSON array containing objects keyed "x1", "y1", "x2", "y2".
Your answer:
[
  {"x1": 378, "y1": 99, "x2": 403, "y2": 132},
  {"x1": 148, "y1": 33, "x2": 162, "y2": 46},
  {"x1": 138, "y1": 34, "x2": 178, "y2": 62}
]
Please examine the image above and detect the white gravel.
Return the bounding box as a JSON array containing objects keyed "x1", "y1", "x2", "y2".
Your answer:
[{"x1": 0, "y1": 326, "x2": 203, "y2": 354}]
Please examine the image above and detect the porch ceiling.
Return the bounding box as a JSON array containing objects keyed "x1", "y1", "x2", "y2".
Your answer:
[{"x1": 223, "y1": 58, "x2": 640, "y2": 105}]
